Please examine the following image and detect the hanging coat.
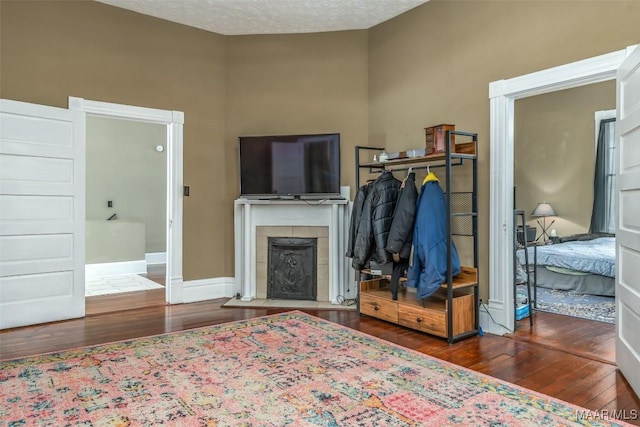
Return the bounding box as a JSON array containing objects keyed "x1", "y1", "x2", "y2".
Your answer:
[
  {"x1": 346, "y1": 182, "x2": 371, "y2": 259},
  {"x1": 406, "y1": 173, "x2": 461, "y2": 299},
  {"x1": 385, "y1": 172, "x2": 417, "y2": 299},
  {"x1": 386, "y1": 172, "x2": 418, "y2": 260},
  {"x1": 351, "y1": 171, "x2": 401, "y2": 271}
]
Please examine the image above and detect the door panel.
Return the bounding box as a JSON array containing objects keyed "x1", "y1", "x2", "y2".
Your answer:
[
  {"x1": 616, "y1": 44, "x2": 640, "y2": 398},
  {"x1": 0, "y1": 234, "x2": 74, "y2": 276},
  {"x1": 0, "y1": 111, "x2": 74, "y2": 147},
  {"x1": 620, "y1": 246, "x2": 640, "y2": 288},
  {"x1": 0, "y1": 194, "x2": 75, "y2": 237},
  {"x1": 0, "y1": 272, "x2": 74, "y2": 303},
  {"x1": 620, "y1": 190, "x2": 640, "y2": 235},
  {"x1": 0, "y1": 195, "x2": 74, "y2": 222},
  {"x1": 619, "y1": 125, "x2": 640, "y2": 175},
  {"x1": 1, "y1": 154, "x2": 74, "y2": 194},
  {"x1": 0, "y1": 99, "x2": 85, "y2": 329}
]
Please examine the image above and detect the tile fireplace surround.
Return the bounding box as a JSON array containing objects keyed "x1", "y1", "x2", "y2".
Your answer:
[
  {"x1": 234, "y1": 198, "x2": 350, "y2": 305},
  {"x1": 257, "y1": 227, "x2": 326, "y2": 300}
]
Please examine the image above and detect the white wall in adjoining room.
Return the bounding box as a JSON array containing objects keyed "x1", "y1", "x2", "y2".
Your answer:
[{"x1": 86, "y1": 116, "x2": 167, "y2": 264}]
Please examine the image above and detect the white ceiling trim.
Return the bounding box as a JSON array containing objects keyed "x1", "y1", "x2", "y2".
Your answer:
[{"x1": 95, "y1": 0, "x2": 430, "y2": 36}]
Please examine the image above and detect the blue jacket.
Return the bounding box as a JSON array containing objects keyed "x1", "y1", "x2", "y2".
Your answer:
[{"x1": 406, "y1": 176, "x2": 460, "y2": 299}]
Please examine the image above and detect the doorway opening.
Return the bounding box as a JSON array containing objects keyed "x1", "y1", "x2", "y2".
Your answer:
[
  {"x1": 513, "y1": 88, "x2": 616, "y2": 326},
  {"x1": 484, "y1": 47, "x2": 632, "y2": 336},
  {"x1": 84, "y1": 116, "x2": 167, "y2": 299},
  {"x1": 69, "y1": 97, "x2": 184, "y2": 311}
]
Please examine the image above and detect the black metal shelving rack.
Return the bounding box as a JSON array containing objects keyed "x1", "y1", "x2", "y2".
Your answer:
[{"x1": 354, "y1": 130, "x2": 479, "y2": 344}]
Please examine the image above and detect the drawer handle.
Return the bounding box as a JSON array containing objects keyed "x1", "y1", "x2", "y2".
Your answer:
[
  {"x1": 374, "y1": 305, "x2": 379, "y2": 311},
  {"x1": 416, "y1": 317, "x2": 423, "y2": 323}
]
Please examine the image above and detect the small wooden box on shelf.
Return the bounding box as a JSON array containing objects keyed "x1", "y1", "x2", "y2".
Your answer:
[
  {"x1": 424, "y1": 124, "x2": 477, "y2": 156},
  {"x1": 425, "y1": 124, "x2": 456, "y2": 154}
]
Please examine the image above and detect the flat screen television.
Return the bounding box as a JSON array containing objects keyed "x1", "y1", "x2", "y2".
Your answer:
[{"x1": 238, "y1": 133, "x2": 341, "y2": 198}]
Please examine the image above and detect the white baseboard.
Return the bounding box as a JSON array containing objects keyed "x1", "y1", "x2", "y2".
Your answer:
[
  {"x1": 182, "y1": 277, "x2": 237, "y2": 303},
  {"x1": 86, "y1": 260, "x2": 147, "y2": 279},
  {"x1": 145, "y1": 252, "x2": 166, "y2": 265}
]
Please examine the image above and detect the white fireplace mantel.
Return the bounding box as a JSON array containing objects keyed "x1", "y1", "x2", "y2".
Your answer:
[{"x1": 234, "y1": 198, "x2": 350, "y2": 304}]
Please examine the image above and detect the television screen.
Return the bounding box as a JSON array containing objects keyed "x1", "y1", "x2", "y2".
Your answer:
[{"x1": 239, "y1": 133, "x2": 340, "y2": 197}]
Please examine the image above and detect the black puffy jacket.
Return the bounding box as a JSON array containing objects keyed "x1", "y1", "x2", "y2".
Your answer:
[
  {"x1": 352, "y1": 171, "x2": 401, "y2": 270},
  {"x1": 346, "y1": 182, "x2": 371, "y2": 258},
  {"x1": 386, "y1": 172, "x2": 417, "y2": 259}
]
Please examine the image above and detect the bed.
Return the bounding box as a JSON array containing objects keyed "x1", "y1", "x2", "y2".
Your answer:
[{"x1": 516, "y1": 235, "x2": 616, "y2": 297}]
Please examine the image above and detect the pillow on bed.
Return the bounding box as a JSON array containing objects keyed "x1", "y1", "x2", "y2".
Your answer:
[{"x1": 559, "y1": 232, "x2": 615, "y2": 243}]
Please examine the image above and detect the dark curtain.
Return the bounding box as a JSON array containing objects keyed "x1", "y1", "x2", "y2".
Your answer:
[{"x1": 589, "y1": 118, "x2": 616, "y2": 233}]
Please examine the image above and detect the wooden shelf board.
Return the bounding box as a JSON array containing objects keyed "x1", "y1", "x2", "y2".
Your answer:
[
  {"x1": 360, "y1": 266, "x2": 478, "y2": 290},
  {"x1": 359, "y1": 150, "x2": 476, "y2": 169},
  {"x1": 445, "y1": 266, "x2": 478, "y2": 290}
]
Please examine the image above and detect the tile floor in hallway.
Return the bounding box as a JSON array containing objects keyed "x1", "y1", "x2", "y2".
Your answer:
[{"x1": 85, "y1": 274, "x2": 164, "y2": 297}]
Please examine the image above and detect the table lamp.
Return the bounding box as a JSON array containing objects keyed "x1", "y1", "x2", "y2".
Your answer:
[{"x1": 531, "y1": 202, "x2": 556, "y2": 244}]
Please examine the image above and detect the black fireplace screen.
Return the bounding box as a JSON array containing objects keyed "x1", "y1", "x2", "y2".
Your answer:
[{"x1": 267, "y1": 237, "x2": 317, "y2": 300}]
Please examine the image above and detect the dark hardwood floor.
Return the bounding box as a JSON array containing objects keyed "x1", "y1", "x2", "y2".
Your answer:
[
  {"x1": 1, "y1": 297, "x2": 638, "y2": 425},
  {"x1": 85, "y1": 264, "x2": 167, "y2": 316},
  {"x1": 144, "y1": 264, "x2": 166, "y2": 286}
]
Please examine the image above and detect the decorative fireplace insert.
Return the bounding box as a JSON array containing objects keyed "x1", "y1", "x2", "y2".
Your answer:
[{"x1": 268, "y1": 237, "x2": 317, "y2": 300}]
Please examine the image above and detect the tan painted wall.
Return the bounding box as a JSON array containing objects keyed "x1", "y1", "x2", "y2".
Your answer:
[
  {"x1": 2, "y1": 0, "x2": 639, "y2": 291},
  {"x1": 223, "y1": 31, "x2": 369, "y2": 274},
  {"x1": 1, "y1": 1, "x2": 368, "y2": 281},
  {"x1": 369, "y1": 0, "x2": 639, "y2": 300},
  {"x1": 0, "y1": 0, "x2": 227, "y2": 280},
  {"x1": 514, "y1": 81, "x2": 616, "y2": 238},
  {"x1": 224, "y1": 31, "x2": 369, "y2": 196}
]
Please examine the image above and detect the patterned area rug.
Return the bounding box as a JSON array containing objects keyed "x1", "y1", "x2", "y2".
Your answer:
[
  {"x1": 518, "y1": 285, "x2": 615, "y2": 324},
  {"x1": 0, "y1": 311, "x2": 631, "y2": 426},
  {"x1": 536, "y1": 287, "x2": 615, "y2": 324}
]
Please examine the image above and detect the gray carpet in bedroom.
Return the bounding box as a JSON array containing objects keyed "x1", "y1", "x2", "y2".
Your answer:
[{"x1": 517, "y1": 285, "x2": 615, "y2": 324}]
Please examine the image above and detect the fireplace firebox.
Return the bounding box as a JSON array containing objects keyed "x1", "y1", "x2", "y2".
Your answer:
[{"x1": 268, "y1": 237, "x2": 317, "y2": 300}]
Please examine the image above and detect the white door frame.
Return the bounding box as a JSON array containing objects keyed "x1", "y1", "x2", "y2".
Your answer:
[
  {"x1": 485, "y1": 46, "x2": 637, "y2": 335},
  {"x1": 68, "y1": 97, "x2": 185, "y2": 304}
]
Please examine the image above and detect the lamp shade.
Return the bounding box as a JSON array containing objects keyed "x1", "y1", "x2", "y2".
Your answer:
[{"x1": 531, "y1": 202, "x2": 556, "y2": 217}]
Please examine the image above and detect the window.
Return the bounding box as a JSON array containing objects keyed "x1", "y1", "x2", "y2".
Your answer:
[{"x1": 590, "y1": 111, "x2": 616, "y2": 234}]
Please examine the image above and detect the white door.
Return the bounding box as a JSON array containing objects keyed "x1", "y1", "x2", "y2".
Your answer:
[
  {"x1": 616, "y1": 45, "x2": 640, "y2": 397},
  {"x1": 0, "y1": 99, "x2": 85, "y2": 329}
]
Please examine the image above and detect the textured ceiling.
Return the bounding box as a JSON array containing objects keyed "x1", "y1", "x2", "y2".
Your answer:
[{"x1": 95, "y1": 0, "x2": 430, "y2": 35}]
